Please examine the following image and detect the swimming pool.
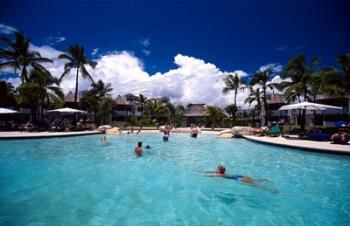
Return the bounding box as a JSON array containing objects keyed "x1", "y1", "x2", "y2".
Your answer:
[{"x1": 0, "y1": 133, "x2": 349, "y2": 225}]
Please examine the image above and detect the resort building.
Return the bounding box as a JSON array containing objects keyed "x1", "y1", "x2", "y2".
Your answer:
[
  {"x1": 113, "y1": 94, "x2": 141, "y2": 122},
  {"x1": 183, "y1": 104, "x2": 208, "y2": 126}
]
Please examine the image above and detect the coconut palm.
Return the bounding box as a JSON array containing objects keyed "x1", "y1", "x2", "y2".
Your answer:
[
  {"x1": 16, "y1": 82, "x2": 41, "y2": 122},
  {"x1": 136, "y1": 94, "x2": 148, "y2": 130},
  {"x1": 145, "y1": 99, "x2": 170, "y2": 124},
  {"x1": 245, "y1": 87, "x2": 262, "y2": 125},
  {"x1": 337, "y1": 54, "x2": 350, "y2": 115},
  {"x1": 223, "y1": 73, "x2": 242, "y2": 106},
  {"x1": 91, "y1": 80, "x2": 113, "y2": 99},
  {"x1": 337, "y1": 54, "x2": 350, "y2": 95},
  {"x1": 97, "y1": 97, "x2": 114, "y2": 124},
  {"x1": 312, "y1": 68, "x2": 345, "y2": 99},
  {"x1": 279, "y1": 54, "x2": 319, "y2": 131},
  {"x1": 0, "y1": 32, "x2": 53, "y2": 83},
  {"x1": 0, "y1": 80, "x2": 16, "y2": 107},
  {"x1": 29, "y1": 68, "x2": 64, "y2": 121},
  {"x1": 206, "y1": 105, "x2": 224, "y2": 129},
  {"x1": 224, "y1": 104, "x2": 238, "y2": 121},
  {"x1": 59, "y1": 45, "x2": 97, "y2": 104},
  {"x1": 250, "y1": 69, "x2": 273, "y2": 125}
]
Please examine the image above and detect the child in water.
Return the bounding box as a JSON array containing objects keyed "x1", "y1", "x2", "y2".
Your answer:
[{"x1": 134, "y1": 141, "x2": 143, "y2": 156}]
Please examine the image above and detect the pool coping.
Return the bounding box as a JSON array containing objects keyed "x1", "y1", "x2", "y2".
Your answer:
[
  {"x1": 0, "y1": 131, "x2": 102, "y2": 140},
  {"x1": 242, "y1": 135, "x2": 350, "y2": 156}
]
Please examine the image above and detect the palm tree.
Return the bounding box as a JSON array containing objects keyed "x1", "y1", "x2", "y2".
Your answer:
[
  {"x1": 337, "y1": 54, "x2": 350, "y2": 115},
  {"x1": 29, "y1": 68, "x2": 64, "y2": 122},
  {"x1": 250, "y1": 69, "x2": 273, "y2": 125},
  {"x1": 145, "y1": 100, "x2": 170, "y2": 124},
  {"x1": 97, "y1": 97, "x2": 114, "y2": 124},
  {"x1": 337, "y1": 54, "x2": 350, "y2": 95},
  {"x1": 0, "y1": 80, "x2": 16, "y2": 107},
  {"x1": 312, "y1": 68, "x2": 345, "y2": 99},
  {"x1": 59, "y1": 45, "x2": 97, "y2": 104},
  {"x1": 224, "y1": 104, "x2": 238, "y2": 121},
  {"x1": 245, "y1": 87, "x2": 262, "y2": 125},
  {"x1": 16, "y1": 82, "x2": 41, "y2": 122},
  {"x1": 0, "y1": 32, "x2": 53, "y2": 83},
  {"x1": 205, "y1": 105, "x2": 224, "y2": 129},
  {"x1": 91, "y1": 80, "x2": 113, "y2": 99},
  {"x1": 279, "y1": 54, "x2": 319, "y2": 131},
  {"x1": 223, "y1": 73, "x2": 242, "y2": 106},
  {"x1": 136, "y1": 94, "x2": 148, "y2": 130}
]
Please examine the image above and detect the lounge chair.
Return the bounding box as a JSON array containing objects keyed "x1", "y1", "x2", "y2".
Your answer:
[
  {"x1": 266, "y1": 126, "x2": 281, "y2": 137},
  {"x1": 304, "y1": 128, "x2": 331, "y2": 141}
]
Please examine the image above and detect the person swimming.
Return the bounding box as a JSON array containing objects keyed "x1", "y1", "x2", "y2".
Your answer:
[
  {"x1": 145, "y1": 145, "x2": 151, "y2": 149},
  {"x1": 204, "y1": 165, "x2": 277, "y2": 193},
  {"x1": 134, "y1": 141, "x2": 143, "y2": 156},
  {"x1": 100, "y1": 136, "x2": 109, "y2": 145},
  {"x1": 204, "y1": 165, "x2": 256, "y2": 183}
]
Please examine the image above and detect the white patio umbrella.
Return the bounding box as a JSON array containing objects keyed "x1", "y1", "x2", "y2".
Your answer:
[
  {"x1": 0, "y1": 107, "x2": 19, "y2": 114},
  {"x1": 279, "y1": 101, "x2": 342, "y2": 111},
  {"x1": 279, "y1": 101, "x2": 343, "y2": 129},
  {"x1": 47, "y1": 107, "x2": 87, "y2": 114}
]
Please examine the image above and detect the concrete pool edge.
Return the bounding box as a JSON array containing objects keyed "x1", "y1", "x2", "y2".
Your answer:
[
  {"x1": 0, "y1": 131, "x2": 102, "y2": 140},
  {"x1": 0, "y1": 129, "x2": 221, "y2": 140},
  {"x1": 243, "y1": 135, "x2": 350, "y2": 155}
]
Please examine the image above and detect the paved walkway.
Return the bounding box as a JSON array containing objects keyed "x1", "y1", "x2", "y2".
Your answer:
[
  {"x1": 0, "y1": 131, "x2": 102, "y2": 139},
  {"x1": 243, "y1": 135, "x2": 350, "y2": 155}
]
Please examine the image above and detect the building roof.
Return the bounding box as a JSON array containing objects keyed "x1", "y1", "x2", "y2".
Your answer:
[
  {"x1": 115, "y1": 95, "x2": 130, "y2": 105},
  {"x1": 267, "y1": 94, "x2": 286, "y2": 104},
  {"x1": 65, "y1": 91, "x2": 85, "y2": 103},
  {"x1": 184, "y1": 104, "x2": 207, "y2": 117}
]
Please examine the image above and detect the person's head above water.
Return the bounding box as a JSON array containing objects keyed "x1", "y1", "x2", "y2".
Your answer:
[
  {"x1": 137, "y1": 141, "x2": 142, "y2": 147},
  {"x1": 216, "y1": 165, "x2": 226, "y2": 174},
  {"x1": 145, "y1": 145, "x2": 151, "y2": 149}
]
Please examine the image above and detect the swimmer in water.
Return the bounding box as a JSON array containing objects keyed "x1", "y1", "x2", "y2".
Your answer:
[
  {"x1": 134, "y1": 141, "x2": 143, "y2": 156},
  {"x1": 204, "y1": 165, "x2": 277, "y2": 194}
]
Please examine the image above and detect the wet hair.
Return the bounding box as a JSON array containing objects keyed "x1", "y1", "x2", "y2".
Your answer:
[
  {"x1": 217, "y1": 165, "x2": 225, "y2": 173},
  {"x1": 138, "y1": 141, "x2": 142, "y2": 147}
]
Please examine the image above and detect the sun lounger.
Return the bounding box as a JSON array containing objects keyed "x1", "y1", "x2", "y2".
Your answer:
[{"x1": 266, "y1": 126, "x2": 281, "y2": 137}]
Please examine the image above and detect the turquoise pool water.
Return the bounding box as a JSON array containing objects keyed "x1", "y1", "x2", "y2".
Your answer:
[{"x1": 0, "y1": 133, "x2": 350, "y2": 225}]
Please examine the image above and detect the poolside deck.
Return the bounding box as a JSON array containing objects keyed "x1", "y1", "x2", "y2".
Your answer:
[
  {"x1": 243, "y1": 135, "x2": 350, "y2": 155},
  {"x1": 0, "y1": 131, "x2": 102, "y2": 139}
]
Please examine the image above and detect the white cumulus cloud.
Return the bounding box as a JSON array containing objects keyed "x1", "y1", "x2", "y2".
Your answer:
[{"x1": 4, "y1": 43, "x2": 285, "y2": 108}]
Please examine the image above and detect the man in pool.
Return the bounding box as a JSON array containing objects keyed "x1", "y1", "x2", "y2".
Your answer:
[
  {"x1": 204, "y1": 165, "x2": 273, "y2": 187},
  {"x1": 134, "y1": 141, "x2": 143, "y2": 156}
]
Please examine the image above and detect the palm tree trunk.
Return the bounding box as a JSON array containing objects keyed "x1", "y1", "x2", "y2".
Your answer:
[
  {"x1": 74, "y1": 67, "x2": 79, "y2": 104},
  {"x1": 263, "y1": 87, "x2": 268, "y2": 126},
  {"x1": 234, "y1": 89, "x2": 237, "y2": 106},
  {"x1": 21, "y1": 66, "x2": 27, "y2": 83},
  {"x1": 139, "y1": 110, "x2": 143, "y2": 131}
]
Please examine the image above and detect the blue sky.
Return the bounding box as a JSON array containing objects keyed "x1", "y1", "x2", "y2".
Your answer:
[
  {"x1": 2, "y1": 0, "x2": 349, "y2": 74},
  {"x1": 1, "y1": 0, "x2": 349, "y2": 106}
]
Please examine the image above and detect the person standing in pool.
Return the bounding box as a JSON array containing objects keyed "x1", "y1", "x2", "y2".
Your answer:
[{"x1": 134, "y1": 141, "x2": 143, "y2": 156}]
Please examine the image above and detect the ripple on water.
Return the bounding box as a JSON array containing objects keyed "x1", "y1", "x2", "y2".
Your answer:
[{"x1": 0, "y1": 133, "x2": 350, "y2": 225}]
